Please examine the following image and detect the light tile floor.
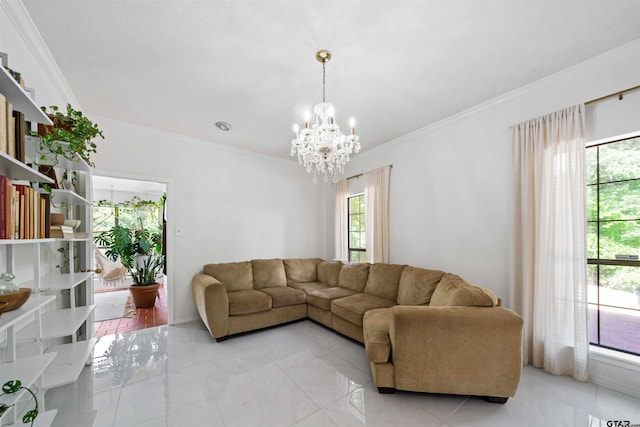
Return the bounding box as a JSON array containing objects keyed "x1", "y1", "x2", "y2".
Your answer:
[{"x1": 46, "y1": 320, "x2": 640, "y2": 427}]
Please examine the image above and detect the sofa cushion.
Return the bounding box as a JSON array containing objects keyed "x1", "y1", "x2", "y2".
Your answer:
[
  {"x1": 338, "y1": 263, "x2": 370, "y2": 292},
  {"x1": 317, "y1": 261, "x2": 343, "y2": 286},
  {"x1": 364, "y1": 263, "x2": 405, "y2": 301},
  {"x1": 251, "y1": 259, "x2": 287, "y2": 289},
  {"x1": 258, "y1": 287, "x2": 306, "y2": 308},
  {"x1": 331, "y1": 293, "x2": 396, "y2": 326},
  {"x1": 284, "y1": 258, "x2": 322, "y2": 283},
  {"x1": 397, "y1": 267, "x2": 446, "y2": 305},
  {"x1": 288, "y1": 281, "x2": 333, "y2": 295},
  {"x1": 203, "y1": 261, "x2": 253, "y2": 292},
  {"x1": 430, "y1": 273, "x2": 498, "y2": 307},
  {"x1": 307, "y1": 287, "x2": 359, "y2": 311},
  {"x1": 227, "y1": 290, "x2": 272, "y2": 315},
  {"x1": 363, "y1": 308, "x2": 392, "y2": 363}
]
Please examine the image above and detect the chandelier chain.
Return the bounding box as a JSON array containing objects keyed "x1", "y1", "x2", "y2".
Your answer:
[{"x1": 322, "y1": 62, "x2": 326, "y2": 103}]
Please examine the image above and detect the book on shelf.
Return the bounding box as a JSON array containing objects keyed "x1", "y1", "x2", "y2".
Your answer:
[
  {"x1": 50, "y1": 225, "x2": 74, "y2": 239},
  {"x1": 6, "y1": 101, "x2": 15, "y2": 158},
  {"x1": 0, "y1": 93, "x2": 7, "y2": 154},
  {"x1": 0, "y1": 179, "x2": 49, "y2": 239},
  {"x1": 12, "y1": 110, "x2": 25, "y2": 163},
  {"x1": 0, "y1": 175, "x2": 11, "y2": 239}
]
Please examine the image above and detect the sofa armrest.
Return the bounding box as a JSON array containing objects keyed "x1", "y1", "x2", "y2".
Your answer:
[
  {"x1": 192, "y1": 273, "x2": 229, "y2": 340},
  {"x1": 389, "y1": 305, "x2": 523, "y2": 397}
]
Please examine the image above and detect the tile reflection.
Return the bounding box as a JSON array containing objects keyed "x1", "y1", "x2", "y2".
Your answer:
[
  {"x1": 45, "y1": 321, "x2": 640, "y2": 427},
  {"x1": 93, "y1": 327, "x2": 168, "y2": 387}
]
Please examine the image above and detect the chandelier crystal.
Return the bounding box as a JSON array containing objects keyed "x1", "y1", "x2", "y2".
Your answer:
[{"x1": 291, "y1": 50, "x2": 360, "y2": 183}]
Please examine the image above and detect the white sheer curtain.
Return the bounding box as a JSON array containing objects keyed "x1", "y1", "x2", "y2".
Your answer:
[
  {"x1": 364, "y1": 165, "x2": 391, "y2": 263},
  {"x1": 335, "y1": 178, "x2": 348, "y2": 261},
  {"x1": 510, "y1": 104, "x2": 589, "y2": 381}
]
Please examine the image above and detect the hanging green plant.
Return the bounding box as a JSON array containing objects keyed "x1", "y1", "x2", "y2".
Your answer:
[{"x1": 32, "y1": 104, "x2": 104, "y2": 167}]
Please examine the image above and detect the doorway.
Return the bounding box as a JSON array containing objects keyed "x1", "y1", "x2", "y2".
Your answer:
[{"x1": 91, "y1": 175, "x2": 168, "y2": 337}]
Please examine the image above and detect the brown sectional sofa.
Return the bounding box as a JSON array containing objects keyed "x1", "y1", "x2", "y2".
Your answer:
[{"x1": 192, "y1": 258, "x2": 523, "y2": 402}]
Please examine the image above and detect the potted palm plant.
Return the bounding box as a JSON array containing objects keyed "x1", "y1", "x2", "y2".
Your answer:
[{"x1": 94, "y1": 224, "x2": 164, "y2": 308}]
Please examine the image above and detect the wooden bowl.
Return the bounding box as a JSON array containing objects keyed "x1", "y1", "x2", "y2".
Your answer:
[{"x1": 0, "y1": 288, "x2": 31, "y2": 315}]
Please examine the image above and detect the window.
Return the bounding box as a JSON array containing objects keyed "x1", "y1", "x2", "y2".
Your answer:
[
  {"x1": 587, "y1": 136, "x2": 640, "y2": 356},
  {"x1": 348, "y1": 194, "x2": 366, "y2": 263}
]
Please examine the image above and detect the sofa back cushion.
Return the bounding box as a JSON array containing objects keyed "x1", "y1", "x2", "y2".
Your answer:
[
  {"x1": 284, "y1": 258, "x2": 322, "y2": 283},
  {"x1": 430, "y1": 273, "x2": 498, "y2": 307},
  {"x1": 364, "y1": 263, "x2": 405, "y2": 301},
  {"x1": 203, "y1": 261, "x2": 253, "y2": 292},
  {"x1": 317, "y1": 261, "x2": 343, "y2": 286},
  {"x1": 251, "y1": 259, "x2": 287, "y2": 289},
  {"x1": 397, "y1": 267, "x2": 446, "y2": 305},
  {"x1": 338, "y1": 263, "x2": 370, "y2": 292}
]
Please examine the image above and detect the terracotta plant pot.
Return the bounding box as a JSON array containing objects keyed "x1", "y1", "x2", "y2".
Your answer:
[{"x1": 129, "y1": 283, "x2": 160, "y2": 309}]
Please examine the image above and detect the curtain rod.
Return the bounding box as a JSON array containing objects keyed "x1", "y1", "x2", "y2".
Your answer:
[
  {"x1": 346, "y1": 164, "x2": 393, "y2": 181},
  {"x1": 585, "y1": 85, "x2": 640, "y2": 106}
]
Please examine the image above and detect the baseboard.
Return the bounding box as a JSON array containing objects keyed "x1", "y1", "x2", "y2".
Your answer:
[{"x1": 589, "y1": 347, "x2": 640, "y2": 398}]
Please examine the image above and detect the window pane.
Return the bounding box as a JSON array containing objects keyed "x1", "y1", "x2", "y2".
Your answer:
[
  {"x1": 93, "y1": 206, "x2": 115, "y2": 233},
  {"x1": 598, "y1": 220, "x2": 640, "y2": 260},
  {"x1": 587, "y1": 222, "x2": 598, "y2": 259},
  {"x1": 587, "y1": 265, "x2": 598, "y2": 304},
  {"x1": 349, "y1": 214, "x2": 363, "y2": 232},
  {"x1": 599, "y1": 265, "x2": 640, "y2": 309},
  {"x1": 586, "y1": 185, "x2": 597, "y2": 222},
  {"x1": 598, "y1": 137, "x2": 640, "y2": 183},
  {"x1": 586, "y1": 146, "x2": 598, "y2": 185},
  {"x1": 598, "y1": 306, "x2": 640, "y2": 355},
  {"x1": 349, "y1": 232, "x2": 360, "y2": 248},
  {"x1": 599, "y1": 180, "x2": 640, "y2": 220},
  {"x1": 350, "y1": 196, "x2": 361, "y2": 214}
]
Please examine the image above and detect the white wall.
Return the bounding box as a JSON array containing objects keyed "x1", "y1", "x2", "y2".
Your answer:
[{"x1": 92, "y1": 118, "x2": 330, "y2": 323}]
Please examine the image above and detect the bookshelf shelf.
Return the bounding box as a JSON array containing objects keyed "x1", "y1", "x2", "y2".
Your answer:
[
  {"x1": 0, "y1": 65, "x2": 52, "y2": 124},
  {"x1": 19, "y1": 271, "x2": 94, "y2": 291},
  {"x1": 50, "y1": 188, "x2": 90, "y2": 206},
  {"x1": 25, "y1": 136, "x2": 91, "y2": 172},
  {"x1": 20, "y1": 305, "x2": 96, "y2": 340},
  {"x1": 42, "y1": 338, "x2": 98, "y2": 389},
  {"x1": 0, "y1": 151, "x2": 53, "y2": 183}
]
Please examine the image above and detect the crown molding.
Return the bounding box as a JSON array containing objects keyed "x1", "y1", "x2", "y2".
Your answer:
[
  {"x1": 1, "y1": 0, "x2": 79, "y2": 106},
  {"x1": 91, "y1": 114, "x2": 302, "y2": 169},
  {"x1": 357, "y1": 38, "x2": 640, "y2": 160}
]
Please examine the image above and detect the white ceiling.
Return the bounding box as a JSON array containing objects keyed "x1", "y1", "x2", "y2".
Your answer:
[{"x1": 22, "y1": 1, "x2": 640, "y2": 160}]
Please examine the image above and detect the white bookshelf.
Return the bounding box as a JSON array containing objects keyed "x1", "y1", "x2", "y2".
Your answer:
[{"x1": 1, "y1": 51, "x2": 95, "y2": 427}]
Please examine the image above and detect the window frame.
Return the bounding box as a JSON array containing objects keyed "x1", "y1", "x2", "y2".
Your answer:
[{"x1": 587, "y1": 135, "x2": 640, "y2": 357}]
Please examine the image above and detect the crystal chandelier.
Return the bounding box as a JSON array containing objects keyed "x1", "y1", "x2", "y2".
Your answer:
[{"x1": 291, "y1": 50, "x2": 360, "y2": 183}]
